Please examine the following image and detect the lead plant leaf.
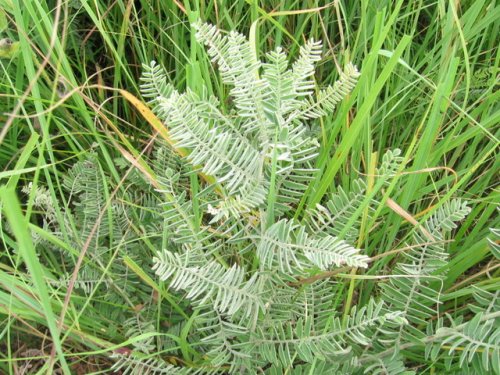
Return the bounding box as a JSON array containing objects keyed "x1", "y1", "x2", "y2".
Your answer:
[
  {"x1": 262, "y1": 47, "x2": 297, "y2": 120},
  {"x1": 290, "y1": 62, "x2": 360, "y2": 121},
  {"x1": 123, "y1": 315, "x2": 158, "y2": 354},
  {"x1": 257, "y1": 219, "x2": 369, "y2": 274},
  {"x1": 424, "y1": 288, "x2": 500, "y2": 374},
  {"x1": 192, "y1": 21, "x2": 271, "y2": 139},
  {"x1": 380, "y1": 200, "x2": 471, "y2": 345},
  {"x1": 197, "y1": 310, "x2": 253, "y2": 372},
  {"x1": 156, "y1": 88, "x2": 266, "y2": 199},
  {"x1": 252, "y1": 299, "x2": 404, "y2": 368},
  {"x1": 152, "y1": 249, "x2": 264, "y2": 320},
  {"x1": 291, "y1": 39, "x2": 323, "y2": 97},
  {"x1": 488, "y1": 226, "x2": 500, "y2": 260},
  {"x1": 139, "y1": 61, "x2": 174, "y2": 113},
  {"x1": 434, "y1": 313, "x2": 500, "y2": 374},
  {"x1": 305, "y1": 178, "x2": 369, "y2": 243},
  {"x1": 110, "y1": 352, "x2": 186, "y2": 375},
  {"x1": 155, "y1": 168, "x2": 220, "y2": 258}
]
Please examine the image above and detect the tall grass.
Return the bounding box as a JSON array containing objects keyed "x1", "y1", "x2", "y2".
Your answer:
[{"x1": 0, "y1": 0, "x2": 498, "y2": 373}]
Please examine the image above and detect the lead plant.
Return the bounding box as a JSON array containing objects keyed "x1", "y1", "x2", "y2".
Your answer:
[{"x1": 95, "y1": 22, "x2": 495, "y2": 374}]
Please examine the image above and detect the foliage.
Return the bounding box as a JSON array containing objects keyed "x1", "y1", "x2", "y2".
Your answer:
[{"x1": 0, "y1": 1, "x2": 498, "y2": 374}]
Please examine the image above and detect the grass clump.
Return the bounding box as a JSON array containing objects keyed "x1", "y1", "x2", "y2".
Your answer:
[{"x1": 0, "y1": 1, "x2": 498, "y2": 374}]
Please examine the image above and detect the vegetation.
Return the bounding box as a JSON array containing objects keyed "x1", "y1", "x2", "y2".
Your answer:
[{"x1": 0, "y1": 1, "x2": 498, "y2": 374}]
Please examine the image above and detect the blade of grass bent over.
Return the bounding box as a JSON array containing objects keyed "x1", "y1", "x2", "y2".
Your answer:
[{"x1": 0, "y1": 187, "x2": 71, "y2": 374}]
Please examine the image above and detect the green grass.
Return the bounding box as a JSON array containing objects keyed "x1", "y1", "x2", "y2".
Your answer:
[{"x1": 0, "y1": 0, "x2": 498, "y2": 373}]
